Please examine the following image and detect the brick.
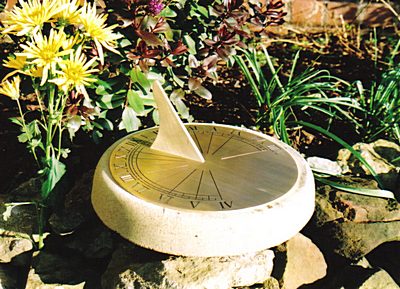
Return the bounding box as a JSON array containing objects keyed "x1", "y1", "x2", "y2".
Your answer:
[
  {"x1": 358, "y1": 3, "x2": 394, "y2": 26},
  {"x1": 289, "y1": 0, "x2": 325, "y2": 26},
  {"x1": 324, "y1": 2, "x2": 358, "y2": 26}
]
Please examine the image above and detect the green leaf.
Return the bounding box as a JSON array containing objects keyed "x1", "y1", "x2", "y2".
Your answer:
[
  {"x1": 129, "y1": 67, "x2": 151, "y2": 90},
  {"x1": 120, "y1": 107, "x2": 141, "y2": 132},
  {"x1": 9, "y1": 117, "x2": 23, "y2": 127},
  {"x1": 95, "y1": 118, "x2": 114, "y2": 131},
  {"x1": 41, "y1": 156, "x2": 66, "y2": 199},
  {"x1": 96, "y1": 79, "x2": 113, "y2": 90},
  {"x1": 96, "y1": 85, "x2": 108, "y2": 95},
  {"x1": 152, "y1": 108, "x2": 159, "y2": 125},
  {"x1": 167, "y1": 67, "x2": 185, "y2": 88},
  {"x1": 159, "y1": 7, "x2": 177, "y2": 17},
  {"x1": 194, "y1": 85, "x2": 212, "y2": 100},
  {"x1": 66, "y1": 115, "x2": 82, "y2": 141},
  {"x1": 183, "y1": 35, "x2": 196, "y2": 55},
  {"x1": 17, "y1": 133, "x2": 29, "y2": 143},
  {"x1": 119, "y1": 38, "x2": 132, "y2": 48},
  {"x1": 96, "y1": 93, "x2": 126, "y2": 109},
  {"x1": 127, "y1": 90, "x2": 145, "y2": 114}
]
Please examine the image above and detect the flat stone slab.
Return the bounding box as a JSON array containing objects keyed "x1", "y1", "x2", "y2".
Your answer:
[{"x1": 102, "y1": 242, "x2": 275, "y2": 289}]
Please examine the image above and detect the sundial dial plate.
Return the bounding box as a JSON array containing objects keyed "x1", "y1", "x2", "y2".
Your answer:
[
  {"x1": 109, "y1": 124, "x2": 299, "y2": 211},
  {"x1": 92, "y1": 81, "x2": 315, "y2": 257}
]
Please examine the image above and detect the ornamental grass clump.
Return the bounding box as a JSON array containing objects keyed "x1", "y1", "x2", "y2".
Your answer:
[{"x1": 0, "y1": 0, "x2": 121, "y2": 248}]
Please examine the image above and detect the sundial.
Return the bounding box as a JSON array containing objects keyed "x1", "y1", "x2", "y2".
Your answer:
[{"x1": 91, "y1": 81, "x2": 315, "y2": 257}]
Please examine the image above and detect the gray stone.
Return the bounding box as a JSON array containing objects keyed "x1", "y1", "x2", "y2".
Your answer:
[
  {"x1": 0, "y1": 230, "x2": 32, "y2": 263},
  {"x1": 0, "y1": 180, "x2": 39, "y2": 236},
  {"x1": 314, "y1": 184, "x2": 400, "y2": 259},
  {"x1": 26, "y1": 268, "x2": 85, "y2": 289},
  {"x1": 277, "y1": 233, "x2": 327, "y2": 289},
  {"x1": 337, "y1": 139, "x2": 400, "y2": 191},
  {"x1": 358, "y1": 269, "x2": 399, "y2": 289},
  {"x1": 102, "y1": 242, "x2": 275, "y2": 289},
  {"x1": 307, "y1": 156, "x2": 343, "y2": 175}
]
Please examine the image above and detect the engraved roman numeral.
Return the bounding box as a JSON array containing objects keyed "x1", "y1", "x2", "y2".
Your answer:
[
  {"x1": 190, "y1": 201, "x2": 200, "y2": 208},
  {"x1": 159, "y1": 194, "x2": 173, "y2": 204},
  {"x1": 120, "y1": 174, "x2": 134, "y2": 182},
  {"x1": 113, "y1": 163, "x2": 127, "y2": 169},
  {"x1": 118, "y1": 145, "x2": 131, "y2": 153},
  {"x1": 115, "y1": 154, "x2": 127, "y2": 159},
  {"x1": 219, "y1": 201, "x2": 233, "y2": 209},
  {"x1": 267, "y1": 144, "x2": 281, "y2": 153}
]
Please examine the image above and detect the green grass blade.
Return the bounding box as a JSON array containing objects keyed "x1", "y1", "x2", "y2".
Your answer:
[
  {"x1": 295, "y1": 120, "x2": 384, "y2": 188},
  {"x1": 315, "y1": 176, "x2": 395, "y2": 199},
  {"x1": 234, "y1": 55, "x2": 264, "y2": 106}
]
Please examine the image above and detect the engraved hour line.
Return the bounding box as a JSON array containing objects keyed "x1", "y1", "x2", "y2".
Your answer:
[
  {"x1": 168, "y1": 169, "x2": 197, "y2": 193},
  {"x1": 143, "y1": 164, "x2": 189, "y2": 174},
  {"x1": 195, "y1": 170, "x2": 204, "y2": 199},
  {"x1": 191, "y1": 131, "x2": 203, "y2": 153},
  {"x1": 206, "y1": 132, "x2": 214, "y2": 154},
  {"x1": 209, "y1": 170, "x2": 223, "y2": 200},
  {"x1": 137, "y1": 151, "x2": 187, "y2": 161},
  {"x1": 220, "y1": 150, "x2": 268, "y2": 160},
  {"x1": 211, "y1": 135, "x2": 234, "y2": 155}
]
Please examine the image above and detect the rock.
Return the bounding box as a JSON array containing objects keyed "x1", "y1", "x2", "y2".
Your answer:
[
  {"x1": 262, "y1": 277, "x2": 280, "y2": 289},
  {"x1": 26, "y1": 268, "x2": 85, "y2": 289},
  {"x1": 337, "y1": 139, "x2": 400, "y2": 191},
  {"x1": 49, "y1": 171, "x2": 95, "y2": 235},
  {"x1": 0, "y1": 264, "x2": 19, "y2": 289},
  {"x1": 358, "y1": 269, "x2": 399, "y2": 289},
  {"x1": 275, "y1": 233, "x2": 327, "y2": 289},
  {"x1": 314, "y1": 184, "x2": 400, "y2": 260},
  {"x1": 102, "y1": 242, "x2": 275, "y2": 289},
  {"x1": 0, "y1": 230, "x2": 32, "y2": 263},
  {"x1": 0, "y1": 178, "x2": 40, "y2": 235},
  {"x1": 30, "y1": 251, "x2": 87, "y2": 284},
  {"x1": 367, "y1": 241, "x2": 400, "y2": 284},
  {"x1": 63, "y1": 221, "x2": 114, "y2": 259},
  {"x1": 307, "y1": 156, "x2": 343, "y2": 175}
]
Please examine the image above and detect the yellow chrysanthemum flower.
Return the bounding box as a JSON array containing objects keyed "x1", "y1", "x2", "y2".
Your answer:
[
  {"x1": 0, "y1": 76, "x2": 21, "y2": 100},
  {"x1": 50, "y1": 46, "x2": 98, "y2": 98},
  {"x1": 62, "y1": 33, "x2": 82, "y2": 51},
  {"x1": 29, "y1": 65, "x2": 44, "y2": 78},
  {"x1": 53, "y1": 0, "x2": 81, "y2": 26},
  {"x1": 2, "y1": 55, "x2": 28, "y2": 80},
  {"x1": 78, "y1": 2, "x2": 121, "y2": 65},
  {"x1": 17, "y1": 29, "x2": 72, "y2": 85},
  {"x1": 1, "y1": 0, "x2": 65, "y2": 36}
]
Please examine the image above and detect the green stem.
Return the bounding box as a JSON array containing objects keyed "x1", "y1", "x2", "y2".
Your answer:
[
  {"x1": 45, "y1": 84, "x2": 56, "y2": 161},
  {"x1": 16, "y1": 99, "x2": 39, "y2": 165},
  {"x1": 35, "y1": 202, "x2": 46, "y2": 249}
]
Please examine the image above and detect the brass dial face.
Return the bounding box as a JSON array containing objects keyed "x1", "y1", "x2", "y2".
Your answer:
[{"x1": 109, "y1": 124, "x2": 299, "y2": 211}]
